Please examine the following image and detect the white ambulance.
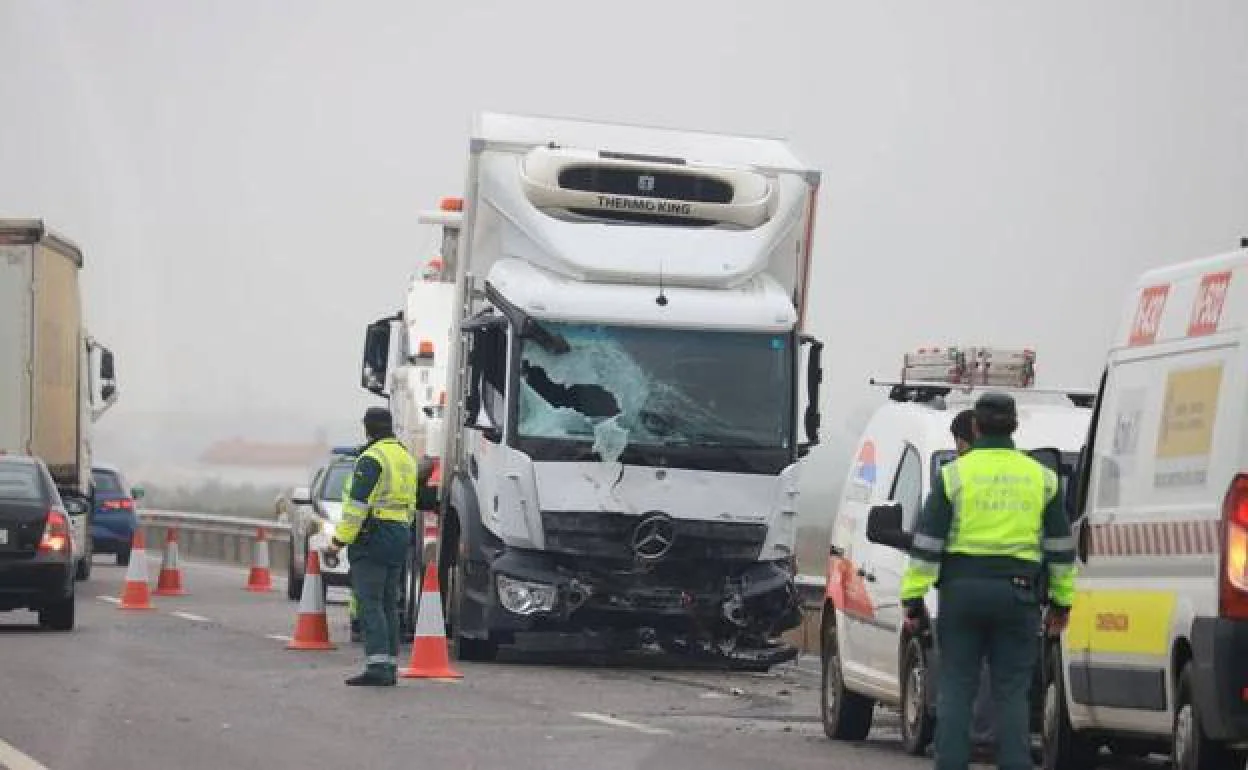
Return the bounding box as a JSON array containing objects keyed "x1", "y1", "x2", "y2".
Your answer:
[
  {"x1": 1044, "y1": 241, "x2": 1248, "y2": 770},
  {"x1": 820, "y1": 348, "x2": 1092, "y2": 755}
]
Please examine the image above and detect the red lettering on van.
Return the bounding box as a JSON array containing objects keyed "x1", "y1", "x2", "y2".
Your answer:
[
  {"x1": 1129, "y1": 284, "x2": 1170, "y2": 346},
  {"x1": 1189, "y1": 271, "x2": 1232, "y2": 337}
]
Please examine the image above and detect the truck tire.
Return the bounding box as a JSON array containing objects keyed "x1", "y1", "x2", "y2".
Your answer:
[
  {"x1": 39, "y1": 593, "x2": 75, "y2": 631},
  {"x1": 1041, "y1": 647, "x2": 1097, "y2": 770},
  {"x1": 900, "y1": 637, "x2": 935, "y2": 755},
  {"x1": 1173, "y1": 663, "x2": 1246, "y2": 770},
  {"x1": 286, "y1": 539, "x2": 303, "y2": 601},
  {"x1": 449, "y1": 556, "x2": 497, "y2": 662},
  {"x1": 821, "y1": 618, "x2": 873, "y2": 741}
]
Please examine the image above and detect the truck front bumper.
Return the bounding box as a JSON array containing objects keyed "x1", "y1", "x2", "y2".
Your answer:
[{"x1": 470, "y1": 547, "x2": 801, "y2": 639}]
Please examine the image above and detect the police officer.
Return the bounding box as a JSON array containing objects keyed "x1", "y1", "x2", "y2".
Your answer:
[
  {"x1": 901, "y1": 393, "x2": 1076, "y2": 770},
  {"x1": 324, "y1": 407, "x2": 419, "y2": 686}
]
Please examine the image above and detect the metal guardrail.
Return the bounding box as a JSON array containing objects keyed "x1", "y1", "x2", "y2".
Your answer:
[
  {"x1": 140, "y1": 508, "x2": 290, "y2": 537},
  {"x1": 138, "y1": 509, "x2": 292, "y2": 572}
]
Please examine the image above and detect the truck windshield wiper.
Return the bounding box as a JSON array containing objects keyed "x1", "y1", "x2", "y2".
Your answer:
[{"x1": 523, "y1": 319, "x2": 570, "y2": 354}]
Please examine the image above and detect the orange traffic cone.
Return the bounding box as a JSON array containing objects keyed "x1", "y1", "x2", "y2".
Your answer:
[
  {"x1": 153, "y1": 528, "x2": 186, "y2": 596},
  {"x1": 245, "y1": 527, "x2": 274, "y2": 592},
  {"x1": 287, "y1": 549, "x2": 336, "y2": 650},
  {"x1": 118, "y1": 529, "x2": 155, "y2": 610},
  {"x1": 400, "y1": 563, "x2": 462, "y2": 679}
]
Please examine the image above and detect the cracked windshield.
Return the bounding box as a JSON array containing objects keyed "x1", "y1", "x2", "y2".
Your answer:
[{"x1": 518, "y1": 323, "x2": 792, "y2": 462}]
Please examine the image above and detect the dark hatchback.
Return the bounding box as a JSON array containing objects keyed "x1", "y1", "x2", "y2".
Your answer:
[
  {"x1": 91, "y1": 465, "x2": 141, "y2": 566},
  {"x1": 0, "y1": 454, "x2": 76, "y2": 630}
]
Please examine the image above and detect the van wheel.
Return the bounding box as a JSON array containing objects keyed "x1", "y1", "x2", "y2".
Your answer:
[
  {"x1": 1174, "y1": 663, "x2": 1246, "y2": 770},
  {"x1": 39, "y1": 594, "x2": 75, "y2": 631},
  {"x1": 820, "y1": 621, "x2": 873, "y2": 741},
  {"x1": 1041, "y1": 648, "x2": 1097, "y2": 770},
  {"x1": 900, "y1": 638, "x2": 935, "y2": 755}
]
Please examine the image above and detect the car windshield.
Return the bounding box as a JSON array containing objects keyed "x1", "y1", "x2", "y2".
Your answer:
[
  {"x1": 317, "y1": 462, "x2": 354, "y2": 502},
  {"x1": 517, "y1": 323, "x2": 792, "y2": 461},
  {"x1": 0, "y1": 462, "x2": 43, "y2": 502},
  {"x1": 92, "y1": 469, "x2": 125, "y2": 495}
]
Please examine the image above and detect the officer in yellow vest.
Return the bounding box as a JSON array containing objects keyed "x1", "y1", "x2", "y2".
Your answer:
[
  {"x1": 324, "y1": 407, "x2": 419, "y2": 686},
  {"x1": 901, "y1": 393, "x2": 1076, "y2": 770}
]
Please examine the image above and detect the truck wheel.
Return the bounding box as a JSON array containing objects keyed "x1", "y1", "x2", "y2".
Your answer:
[
  {"x1": 286, "y1": 540, "x2": 303, "y2": 601},
  {"x1": 820, "y1": 619, "x2": 873, "y2": 741},
  {"x1": 448, "y1": 557, "x2": 497, "y2": 662},
  {"x1": 1173, "y1": 663, "x2": 1246, "y2": 770},
  {"x1": 400, "y1": 542, "x2": 421, "y2": 643},
  {"x1": 1041, "y1": 648, "x2": 1097, "y2": 770},
  {"x1": 900, "y1": 637, "x2": 935, "y2": 755},
  {"x1": 39, "y1": 593, "x2": 75, "y2": 631}
]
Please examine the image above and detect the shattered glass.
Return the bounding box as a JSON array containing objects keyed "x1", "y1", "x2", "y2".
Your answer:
[{"x1": 517, "y1": 323, "x2": 792, "y2": 459}]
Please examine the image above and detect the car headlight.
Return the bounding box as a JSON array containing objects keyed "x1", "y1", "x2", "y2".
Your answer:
[{"x1": 496, "y1": 575, "x2": 557, "y2": 615}]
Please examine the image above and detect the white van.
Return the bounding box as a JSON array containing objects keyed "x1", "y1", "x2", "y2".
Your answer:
[
  {"x1": 820, "y1": 349, "x2": 1091, "y2": 755},
  {"x1": 1044, "y1": 242, "x2": 1248, "y2": 770}
]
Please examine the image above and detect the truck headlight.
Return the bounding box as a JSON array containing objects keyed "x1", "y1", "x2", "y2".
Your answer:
[{"x1": 496, "y1": 575, "x2": 557, "y2": 615}]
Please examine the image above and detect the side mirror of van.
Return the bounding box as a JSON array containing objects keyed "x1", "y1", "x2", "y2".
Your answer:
[{"x1": 866, "y1": 503, "x2": 913, "y2": 552}]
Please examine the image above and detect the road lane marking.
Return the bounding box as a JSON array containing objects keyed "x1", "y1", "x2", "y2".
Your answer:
[
  {"x1": 572, "y1": 712, "x2": 672, "y2": 736},
  {"x1": 0, "y1": 737, "x2": 51, "y2": 770},
  {"x1": 96, "y1": 596, "x2": 121, "y2": 604},
  {"x1": 170, "y1": 611, "x2": 210, "y2": 623},
  {"x1": 266, "y1": 634, "x2": 293, "y2": 642}
]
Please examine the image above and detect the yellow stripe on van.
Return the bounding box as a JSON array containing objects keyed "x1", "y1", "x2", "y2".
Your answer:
[{"x1": 1064, "y1": 590, "x2": 1176, "y2": 656}]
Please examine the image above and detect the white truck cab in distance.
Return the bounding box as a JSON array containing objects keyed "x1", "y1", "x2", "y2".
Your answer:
[
  {"x1": 820, "y1": 348, "x2": 1091, "y2": 754},
  {"x1": 1045, "y1": 240, "x2": 1248, "y2": 770}
]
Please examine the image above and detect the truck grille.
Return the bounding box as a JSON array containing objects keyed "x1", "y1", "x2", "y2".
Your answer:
[{"x1": 541, "y1": 511, "x2": 766, "y2": 562}]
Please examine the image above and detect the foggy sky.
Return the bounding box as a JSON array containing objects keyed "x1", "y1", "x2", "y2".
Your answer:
[{"x1": 2, "y1": 1, "x2": 1246, "y2": 513}]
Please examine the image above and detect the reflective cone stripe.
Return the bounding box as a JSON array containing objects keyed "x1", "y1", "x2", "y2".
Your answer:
[
  {"x1": 287, "y1": 549, "x2": 335, "y2": 650},
  {"x1": 245, "y1": 527, "x2": 274, "y2": 592},
  {"x1": 400, "y1": 563, "x2": 462, "y2": 679},
  {"x1": 153, "y1": 528, "x2": 186, "y2": 596},
  {"x1": 118, "y1": 529, "x2": 155, "y2": 610}
]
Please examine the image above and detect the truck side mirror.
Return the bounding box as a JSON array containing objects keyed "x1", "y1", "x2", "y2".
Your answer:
[
  {"x1": 100, "y1": 349, "x2": 116, "y2": 381},
  {"x1": 361, "y1": 317, "x2": 394, "y2": 396},
  {"x1": 866, "y1": 502, "x2": 913, "y2": 552},
  {"x1": 797, "y1": 335, "x2": 824, "y2": 458}
]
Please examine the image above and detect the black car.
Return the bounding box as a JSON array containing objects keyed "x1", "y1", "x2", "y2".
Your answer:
[{"x1": 0, "y1": 455, "x2": 77, "y2": 630}]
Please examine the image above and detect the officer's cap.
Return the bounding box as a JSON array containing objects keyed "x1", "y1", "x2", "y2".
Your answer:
[{"x1": 362, "y1": 406, "x2": 393, "y2": 427}]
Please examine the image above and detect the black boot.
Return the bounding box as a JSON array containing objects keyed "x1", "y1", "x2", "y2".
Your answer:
[
  {"x1": 345, "y1": 666, "x2": 395, "y2": 687},
  {"x1": 349, "y1": 619, "x2": 362, "y2": 644}
]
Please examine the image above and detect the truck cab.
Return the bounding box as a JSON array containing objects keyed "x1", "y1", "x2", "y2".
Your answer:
[{"x1": 365, "y1": 114, "x2": 825, "y2": 665}]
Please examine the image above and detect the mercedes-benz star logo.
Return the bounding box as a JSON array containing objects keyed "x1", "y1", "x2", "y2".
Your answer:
[{"x1": 631, "y1": 513, "x2": 676, "y2": 561}]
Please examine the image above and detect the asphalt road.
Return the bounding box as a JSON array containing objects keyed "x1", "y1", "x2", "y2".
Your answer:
[{"x1": 0, "y1": 554, "x2": 1168, "y2": 770}]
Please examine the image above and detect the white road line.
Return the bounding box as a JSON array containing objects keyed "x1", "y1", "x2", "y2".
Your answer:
[
  {"x1": 96, "y1": 596, "x2": 121, "y2": 604},
  {"x1": 0, "y1": 736, "x2": 51, "y2": 770},
  {"x1": 170, "y1": 611, "x2": 210, "y2": 623},
  {"x1": 572, "y1": 712, "x2": 672, "y2": 736},
  {"x1": 266, "y1": 634, "x2": 293, "y2": 642}
]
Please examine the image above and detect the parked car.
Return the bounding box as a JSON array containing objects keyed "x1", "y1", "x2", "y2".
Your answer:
[
  {"x1": 286, "y1": 449, "x2": 356, "y2": 601},
  {"x1": 91, "y1": 465, "x2": 143, "y2": 566},
  {"x1": 0, "y1": 454, "x2": 78, "y2": 629}
]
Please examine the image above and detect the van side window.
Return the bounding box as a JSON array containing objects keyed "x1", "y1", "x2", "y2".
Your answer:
[{"x1": 891, "y1": 444, "x2": 924, "y2": 532}]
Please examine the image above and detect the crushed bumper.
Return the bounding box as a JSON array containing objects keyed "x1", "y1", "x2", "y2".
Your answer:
[{"x1": 476, "y1": 547, "x2": 801, "y2": 645}]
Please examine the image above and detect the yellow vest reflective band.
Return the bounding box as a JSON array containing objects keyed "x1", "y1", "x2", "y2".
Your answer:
[
  {"x1": 943, "y1": 449, "x2": 1055, "y2": 562},
  {"x1": 334, "y1": 438, "x2": 418, "y2": 544}
]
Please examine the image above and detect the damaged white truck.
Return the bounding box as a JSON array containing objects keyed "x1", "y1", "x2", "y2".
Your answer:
[{"x1": 362, "y1": 114, "x2": 825, "y2": 666}]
